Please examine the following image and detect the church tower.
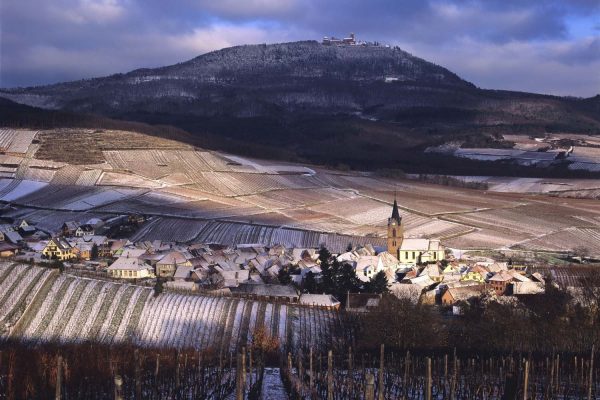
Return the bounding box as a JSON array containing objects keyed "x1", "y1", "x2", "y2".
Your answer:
[{"x1": 387, "y1": 194, "x2": 404, "y2": 258}]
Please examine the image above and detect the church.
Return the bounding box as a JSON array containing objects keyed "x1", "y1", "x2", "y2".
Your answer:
[{"x1": 387, "y1": 197, "x2": 445, "y2": 265}]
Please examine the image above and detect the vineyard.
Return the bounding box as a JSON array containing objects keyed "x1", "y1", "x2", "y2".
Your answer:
[
  {"x1": 0, "y1": 263, "x2": 346, "y2": 352},
  {"x1": 3, "y1": 342, "x2": 600, "y2": 399},
  {"x1": 0, "y1": 127, "x2": 599, "y2": 254},
  {"x1": 282, "y1": 346, "x2": 600, "y2": 400}
]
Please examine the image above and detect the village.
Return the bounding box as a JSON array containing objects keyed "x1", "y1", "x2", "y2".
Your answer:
[{"x1": 0, "y1": 197, "x2": 556, "y2": 315}]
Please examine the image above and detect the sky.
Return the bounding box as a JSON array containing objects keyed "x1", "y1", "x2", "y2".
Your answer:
[{"x1": 1, "y1": 0, "x2": 599, "y2": 97}]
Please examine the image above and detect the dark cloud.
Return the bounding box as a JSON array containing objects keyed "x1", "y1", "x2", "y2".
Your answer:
[{"x1": 0, "y1": 0, "x2": 598, "y2": 96}]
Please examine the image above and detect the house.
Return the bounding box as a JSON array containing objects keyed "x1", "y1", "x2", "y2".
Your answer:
[
  {"x1": 62, "y1": 221, "x2": 79, "y2": 236},
  {"x1": 18, "y1": 225, "x2": 36, "y2": 237},
  {"x1": 69, "y1": 235, "x2": 107, "y2": 260},
  {"x1": 156, "y1": 251, "x2": 192, "y2": 278},
  {"x1": 389, "y1": 283, "x2": 422, "y2": 304},
  {"x1": 230, "y1": 283, "x2": 299, "y2": 303},
  {"x1": 345, "y1": 293, "x2": 381, "y2": 312},
  {"x1": 299, "y1": 294, "x2": 341, "y2": 309},
  {"x1": 0, "y1": 242, "x2": 19, "y2": 257},
  {"x1": 107, "y1": 256, "x2": 154, "y2": 279},
  {"x1": 419, "y1": 263, "x2": 443, "y2": 282},
  {"x1": 513, "y1": 281, "x2": 545, "y2": 295},
  {"x1": 3, "y1": 230, "x2": 23, "y2": 244},
  {"x1": 461, "y1": 265, "x2": 489, "y2": 283},
  {"x1": 173, "y1": 266, "x2": 193, "y2": 281},
  {"x1": 219, "y1": 269, "x2": 251, "y2": 287},
  {"x1": 75, "y1": 224, "x2": 95, "y2": 237},
  {"x1": 42, "y1": 238, "x2": 75, "y2": 260},
  {"x1": 441, "y1": 285, "x2": 486, "y2": 306},
  {"x1": 489, "y1": 271, "x2": 515, "y2": 295},
  {"x1": 16, "y1": 219, "x2": 30, "y2": 230},
  {"x1": 86, "y1": 218, "x2": 104, "y2": 228}
]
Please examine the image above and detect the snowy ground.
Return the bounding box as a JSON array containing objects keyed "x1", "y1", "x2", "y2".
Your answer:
[{"x1": 260, "y1": 368, "x2": 288, "y2": 400}]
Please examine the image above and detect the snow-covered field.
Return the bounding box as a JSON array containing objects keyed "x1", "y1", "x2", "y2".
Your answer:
[{"x1": 3, "y1": 263, "x2": 343, "y2": 351}]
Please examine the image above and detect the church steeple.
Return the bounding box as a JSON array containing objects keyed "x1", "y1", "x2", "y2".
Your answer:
[
  {"x1": 387, "y1": 192, "x2": 404, "y2": 258},
  {"x1": 390, "y1": 195, "x2": 401, "y2": 224}
]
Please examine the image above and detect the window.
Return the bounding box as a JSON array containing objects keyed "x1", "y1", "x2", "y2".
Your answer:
[
  {"x1": 412, "y1": 251, "x2": 415, "y2": 259},
  {"x1": 392, "y1": 228, "x2": 396, "y2": 237}
]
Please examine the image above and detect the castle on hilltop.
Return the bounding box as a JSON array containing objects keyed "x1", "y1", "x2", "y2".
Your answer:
[
  {"x1": 322, "y1": 33, "x2": 356, "y2": 45},
  {"x1": 387, "y1": 195, "x2": 445, "y2": 265},
  {"x1": 322, "y1": 33, "x2": 383, "y2": 47}
]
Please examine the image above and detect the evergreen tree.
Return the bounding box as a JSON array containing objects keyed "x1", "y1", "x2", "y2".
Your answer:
[
  {"x1": 365, "y1": 271, "x2": 390, "y2": 294},
  {"x1": 90, "y1": 243, "x2": 99, "y2": 260},
  {"x1": 337, "y1": 261, "x2": 360, "y2": 295},
  {"x1": 319, "y1": 247, "x2": 335, "y2": 293},
  {"x1": 277, "y1": 267, "x2": 292, "y2": 285},
  {"x1": 153, "y1": 277, "x2": 164, "y2": 297},
  {"x1": 302, "y1": 271, "x2": 320, "y2": 293}
]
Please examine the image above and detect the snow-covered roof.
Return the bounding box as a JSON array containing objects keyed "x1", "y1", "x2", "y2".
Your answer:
[
  {"x1": 174, "y1": 266, "x2": 193, "y2": 280},
  {"x1": 157, "y1": 251, "x2": 188, "y2": 265},
  {"x1": 400, "y1": 238, "x2": 442, "y2": 251},
  {"x1": 299, "y1": 294, "x2": 340, "y2": 307},
  {"x1": 107, "y1": 257, "x2": 151, "y2": 271}
]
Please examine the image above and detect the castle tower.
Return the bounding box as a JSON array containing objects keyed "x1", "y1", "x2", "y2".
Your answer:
[{"x1": 387, "y1": 194, "x2": 403, "y2": 258}]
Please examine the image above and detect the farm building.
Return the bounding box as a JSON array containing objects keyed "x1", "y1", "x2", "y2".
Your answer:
[{"x1": 107, "y1": 256, "x2": 154, "y2": 279}]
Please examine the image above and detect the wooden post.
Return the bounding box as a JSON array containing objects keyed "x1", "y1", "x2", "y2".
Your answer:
[
  {"x1": 134, "y1": 349, "x2": 142, "y2": 400},
  {"x1": 426, "y1": 357, "x2": 432, "y2": 400},
  {"x1": 241, "y1": 349, "x2": 246, "y2": 397},
  {"x1": 175, "y1": 351, "x2": 181, "y2": 394},
  {"x1": 309, "y1": 347, "x2": 314, "y2": 389},
  {"x1": 347, "y1": 346, "x2": 353, "y2": 394},
  {"x1": 450, "y1": 348, "x2": 457, "y2": 400},
  {"x1": 327, "y1": 350, "x2": 334, "y2": 400},
  {"x1": 444, "y1": 354, "x2": 448, "y2": 382},
  {"x1": 55, "y1": 355, "x2": 63, "y2": 400},
  {"x1": 365, "y1": 373, "x2": 375, "y2": 400},
  {"x1": 555, "y1": 354, "x2": 560, "y2": 394},
  {"x1": 154, "y1": 354, "x2": 160, "y2": 400},
  {"x1": 114, "y1": 375, "x2": 123, "y2": 400},
  {"x1": 523, "y1": 360, "x2": 529, "y2": 400},
  {"x1": 378, "y1": 344, "x2": 385, "y2": 400},
  {"x1": 588, "y1": 345, "x2": 595, "y2": 400},
  {"x1": 249, "y1": 347, "x2": 253, "y2": 387},
  {"x1": 298, "y1": 352, "x2": 304, "y2": 397},
  {"x1": 236, "y1": 352, "x2": 243, "y2": 400}
]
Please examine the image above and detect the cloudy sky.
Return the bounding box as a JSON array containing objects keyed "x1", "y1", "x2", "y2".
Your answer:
[{"x1": 1, "y1": 0, "x2": 599, "y2": 97}]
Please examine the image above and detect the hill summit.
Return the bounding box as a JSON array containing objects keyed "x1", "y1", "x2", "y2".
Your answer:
[{"x1": 1, "y1": 40, "x2": 599, "y2": 172}]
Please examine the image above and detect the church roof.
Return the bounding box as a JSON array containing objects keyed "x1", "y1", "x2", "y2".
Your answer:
[{"x1": 391, "y1": 198, "x2": 401, "y2": 222}]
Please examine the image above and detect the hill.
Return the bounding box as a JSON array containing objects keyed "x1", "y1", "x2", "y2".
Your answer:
[{"x1": 1, "y1": 40, "x2": 599, "y2": 172}]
